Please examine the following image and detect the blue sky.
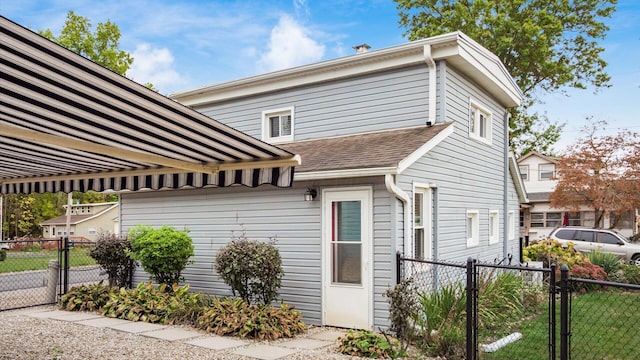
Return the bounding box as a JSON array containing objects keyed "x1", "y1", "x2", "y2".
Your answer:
[{"x1": 2, "y1": 0, "x2": 638, "y2": 152}]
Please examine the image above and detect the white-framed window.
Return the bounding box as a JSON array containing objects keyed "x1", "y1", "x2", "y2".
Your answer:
[
  {"x1": 262, "y1": 106, "x2": 294, "y2": 143},
  {"x1": 508, "y1": 211, "x2": 515, "y2": 240},
  {"x1": 539, "y1": 163, "x2": 555, "y2": 180},
  {"x1": 88, "y1": 227, "x2": 97, "y2": 235},
  {"x1": 466, "y1": 210, "x2": 479, "y2": 247},
  {"x1": 413, "y1": 187, "x2": 433, "y2": 259},
  {"x1": 489, "y1": 210, "x2": 499, "y2": 244},
  {"x1": 469, "y1": 99, "x2": 492, "y2": 144},
  {"x1": 530, "y1": 212, "x2": 562, "y2": 228},
  {"x1": 518, "y1": 165, "x2": 529, "y2": 181}
]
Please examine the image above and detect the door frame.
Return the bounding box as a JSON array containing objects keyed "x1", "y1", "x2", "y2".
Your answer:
[{"x1": 321, "y1": 186, "x2": 374, "y2": 329}]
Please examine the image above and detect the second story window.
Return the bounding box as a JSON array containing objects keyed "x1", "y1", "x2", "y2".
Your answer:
[
  {"x1": 519, "y1": 165, "x2": 529, "y2": 181},
  {"x1": 539, "y1": 163, "x2": 555, "y2": 180},
  {"x1": 262, "y1": 107, "x2": 294, "y2": 144},
  {"x1": 469, "y1": 99, "x2": 492, "y2": 144}
]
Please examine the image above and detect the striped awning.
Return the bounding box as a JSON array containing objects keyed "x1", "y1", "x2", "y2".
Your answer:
[{"x1": 0, "y1": 16, "x2": 299, "y2": 194}]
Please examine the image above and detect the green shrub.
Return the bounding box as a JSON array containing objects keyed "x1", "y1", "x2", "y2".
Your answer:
[
  {"x1": 0, "y1": 249, "x2": 6, "y2": 261},
  {"x1": 214, "y1": 232, "x2": 283, "y2": 305},
  {"x1": 523, "y1": 239, "x2": 586, "y2": 268},
  {"x1": 101, "y1": 282, "x2": 207, "y2": 325},
  {"x1": 128, "y1": 225, "x2": 194, "y2": 286},
  {"x1": 616, "y1": 262, "x2": 640, "y2": 284},
  {"x1": 477, "y1": 270, "x2": 524, "y2": 331},
  {"x1": 196, "y1": 297, "x2": 306, "y2": 340},
  {"x1": 338, "y1": 330, "x2": 396, "y2": 359},
  {"x1": 59, "y1": 283, "x2": 115, "y2": 312},
  {"x1": 89, "y1": 232, "x2": 136, "y2": 288},
  {"x1": 587, "y1": 250, "x2": 621, "y2": 278}
]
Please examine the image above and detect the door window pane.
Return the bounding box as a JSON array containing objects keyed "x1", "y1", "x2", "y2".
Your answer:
[{"x1": 332, "y1": 201, "x2": 362, "y2": 284}]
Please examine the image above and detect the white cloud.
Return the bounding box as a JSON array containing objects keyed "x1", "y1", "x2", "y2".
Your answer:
[
  {"x1": 258, "y1": 14, "x2": 325, "y2": 72},
  {"x1": 127, "y1": 43, "x2": 184, "y2": 93},
  {"x1": 293, "y1": 0, "x2": 310, "y2": 17}
]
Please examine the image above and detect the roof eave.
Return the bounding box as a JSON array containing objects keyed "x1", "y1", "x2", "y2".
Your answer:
[{"x1": 171, "y1": 31, "x2": 522, "y2": 108}]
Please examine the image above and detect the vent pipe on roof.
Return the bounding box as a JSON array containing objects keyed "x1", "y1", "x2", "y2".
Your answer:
[{"x1": 353, "y1": 43, "x2": 371, "y2": 54}]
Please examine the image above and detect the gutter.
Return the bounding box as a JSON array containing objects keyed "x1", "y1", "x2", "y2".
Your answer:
[
  {"x1": 423, "y1": 44, "x2": 437, "y2": 125},
  {"x1": 385, "y1": 174, "x2": 411, "y2": 256}
]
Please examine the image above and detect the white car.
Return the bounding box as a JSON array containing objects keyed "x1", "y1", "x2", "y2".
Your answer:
[{"x1": 549, "y1": 227, "x2": 640, "y2": 264}]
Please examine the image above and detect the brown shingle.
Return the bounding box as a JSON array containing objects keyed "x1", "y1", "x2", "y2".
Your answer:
[{"x1": 280, "y1": 123, "x2": 451, "y2": 173}]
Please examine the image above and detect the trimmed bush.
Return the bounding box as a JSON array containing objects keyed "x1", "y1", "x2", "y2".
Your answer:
[
  {"x1": 89, "y1": 232, "x2": 136, "y2": 288},
  {"x1": 214, "y1": 233, "x2": 283, "y2": 305},
  {"x1": 128, "y1": 225, "x2": 194, "y2": 286},
  {"x1": 0, "y1": 249, "x2": 6, "y2": 261},
  {"x1": 523, "y1": 238, "x2": 586, "y2": 268},
  {"x1": 196, "y1": 297, "x2": 306, "y2": 340}
]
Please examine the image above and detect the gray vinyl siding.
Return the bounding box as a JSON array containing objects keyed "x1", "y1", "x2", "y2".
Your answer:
[
  {"x1": 398, "y1": 64, "x2": 513, "y2": 263},
  {"x1": 193, "y1": 65, "x2": 432, "y2": 141},
  {"x1": 121, "y1": 177, "x2": 394, "y2": 329}
]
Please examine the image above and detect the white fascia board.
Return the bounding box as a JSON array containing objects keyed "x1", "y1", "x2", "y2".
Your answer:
[
  {"x1": 397, "y1": 123, "x2": 454, "y2": 174},
  {"x1": 294, "y1": 167, "x2": 397, "y2": 181},
  {"x1": 509, "y1": 152, "x2": 530, "y2": 203}
]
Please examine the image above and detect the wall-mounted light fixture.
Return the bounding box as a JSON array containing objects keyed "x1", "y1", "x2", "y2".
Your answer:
[{"x1": 304, "y1": 188, "x2": 317, "y2": 201}]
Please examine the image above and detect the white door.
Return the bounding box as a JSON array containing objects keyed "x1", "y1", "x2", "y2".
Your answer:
[{"x1": 322, "y1": 187, "x2": 372, "y2": 329}]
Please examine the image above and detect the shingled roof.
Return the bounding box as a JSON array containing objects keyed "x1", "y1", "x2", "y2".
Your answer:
[{"x1": 280, "y1": 123, "x2": 452, "y2": 174}]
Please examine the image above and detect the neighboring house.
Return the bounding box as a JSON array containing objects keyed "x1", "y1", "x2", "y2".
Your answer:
[
  {"x1": 517, "y1": 152, "x2": 636, "y2": 239},
  {"x1": 40, "y1": 202, "x2": 119, "y2": 241},
  {"x1": 123, "y1": 31, "x2": 524, "y2": 330}
]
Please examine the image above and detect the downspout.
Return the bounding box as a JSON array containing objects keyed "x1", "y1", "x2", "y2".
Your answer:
[
  {"x1": 503, "y1": 112, "x2": 510, "y2": 261},
  {"x1": 423, "y1": 44, "x2": 437, "y2": 125},
  {"x1": 385, "y1": 174, "x2": 411, "y2": 257}
]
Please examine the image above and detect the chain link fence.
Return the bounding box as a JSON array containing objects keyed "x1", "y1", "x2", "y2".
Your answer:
[
  {"x1": 567, "y1": 279, "x2": 639, "y2": 360},
  {"x1": 0, "y1": 238, "x2": 106, "y2": 311}
]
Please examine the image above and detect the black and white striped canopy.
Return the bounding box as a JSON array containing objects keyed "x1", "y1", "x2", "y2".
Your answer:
[{"x1": 0, "y1": 16, "x2": 299, "y2": 194}]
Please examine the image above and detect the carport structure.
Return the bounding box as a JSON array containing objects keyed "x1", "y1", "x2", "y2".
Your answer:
[{"x1": 0, "y1": 15, "x2": 300, "y2": 195}]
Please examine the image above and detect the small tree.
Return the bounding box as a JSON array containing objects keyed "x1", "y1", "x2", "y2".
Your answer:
[
  {"x1": 214, "y1": 231, "x2": 284, "y2": 305},
  {"x1": 89, "y1": 232, "x2": 135, "y2": 288},
  {"x1": 550, "y1": 120, "x2": 640, "y2": 227},
  {"x1": 128, "y1": 225, "x2": 194, "y2": 286}
]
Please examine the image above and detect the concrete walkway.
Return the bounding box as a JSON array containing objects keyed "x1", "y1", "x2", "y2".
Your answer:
[{"x1": 20, "y1": 308, "x2": 345, "y2": 360}]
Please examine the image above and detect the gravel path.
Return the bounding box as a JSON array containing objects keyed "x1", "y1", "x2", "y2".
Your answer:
[{"x1": 0, "y1": 306, "x2": 369, "y2": 360}]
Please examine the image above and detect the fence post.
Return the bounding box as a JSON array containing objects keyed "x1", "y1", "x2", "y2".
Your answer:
[
  {"x1": 560, "y1": 264, "x2": 570, "y2": 360},
  {"x1": 466, "y1": 257, "x2": 476, "y2": 360},
  {"x1": 63, "y1": 236, "x2": 70, "y2": 295},
  {"x1": 45, "y1": 260, "x2": 59, "y2": 303},
  {"x1": 549, "y1": 263, "x2": 557, "y2": 359},
  {"x1": 396, "y1": 252, "x2": 401, "y2": 284}
]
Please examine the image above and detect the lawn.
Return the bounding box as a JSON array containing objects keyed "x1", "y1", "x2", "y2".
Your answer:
[
  {"x1": 485, "y1": 291, "x2": 640, "y2": 360},
  {"x1": 0, "y1": 248, "x2": 96, "y2": 273}
]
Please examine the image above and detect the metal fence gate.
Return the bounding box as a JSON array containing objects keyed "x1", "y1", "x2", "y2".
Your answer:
[{"x1": 0, "y1": 237, "x2": 107, "y2": 311}]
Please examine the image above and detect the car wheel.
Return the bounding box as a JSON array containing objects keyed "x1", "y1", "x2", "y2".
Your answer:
[{"x1": 632, "y1": 254, "x2": 640, "y2": 266}]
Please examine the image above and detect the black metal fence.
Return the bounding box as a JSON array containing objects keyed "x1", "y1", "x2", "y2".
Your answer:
[
  {"x1": 0, "y1": 237, "x2": 107, "y2": 311},
  {"x1": 398, "y1": 255, "x2": 640, "y2": 360}
]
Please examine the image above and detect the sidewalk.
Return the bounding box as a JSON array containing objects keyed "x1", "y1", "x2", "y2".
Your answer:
[{"x1": 11, "y1": 307, "x2": 347, "y2": 360}]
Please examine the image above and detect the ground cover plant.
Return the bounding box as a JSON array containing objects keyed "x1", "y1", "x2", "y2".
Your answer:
[
  {"x1": 338, "y1": 330, "x2": 398, "y2": 358},
  {"x1": 58, "y1": 282, "x2": 306, "y2": 340}
]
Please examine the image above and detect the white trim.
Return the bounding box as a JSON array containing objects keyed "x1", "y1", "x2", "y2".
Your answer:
[
  {"x1": 468, "y1": 98, "x2": 492, "y2": 145},
  {"x1": 397, "y1": 123, "x2": 454, "y2": 173},
  {"x1": 385, "y1": 175, "x2": 411, "y2": 257},
  {"x1": 413, "y1": 185, "x2": 434, "y2": 259},
  {"x1": 295, "y1": 167, "x2": 396, "y2": 181},
  {"x1": 172, "y1": 31, "x2": 522, "y2": 108},
  {"x1": 466, "y1": 210, "x2": 480, "y2": 248},
  {"x1": 508, "y1": 210, "x2": 516, "y2": 240},
  {"x1": 508, "y1": 152, "x2": 529, "y2": 203},
  {"x1": 261, "y1": 106, "x2": 294, "y2": 144},
  {"x1": 489, "y1": 210, "x2": 500, "y2": 244}
]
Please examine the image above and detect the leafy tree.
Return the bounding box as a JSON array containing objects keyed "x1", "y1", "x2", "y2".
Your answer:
[
  {"x1": 39, "y1": 10, "x2": 133, "y2": 76},
  {"x1": 395, "y1": 0, "x2": 616, "y2": 156},
  {"x1": 550, "y1": 119, "x2": 640, "y2": 228}
]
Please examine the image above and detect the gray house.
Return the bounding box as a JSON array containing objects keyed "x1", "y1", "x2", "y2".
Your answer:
[{"x1": 124, "y1": 31, "x2": 525, "y2": 330}]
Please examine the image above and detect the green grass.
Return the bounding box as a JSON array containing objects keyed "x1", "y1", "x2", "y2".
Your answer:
[
  {"x1": 485, "y1": 291, "x2": 640, "y2": 360},
  {"x1": 0, "y1": 248, "x2": 96, "y2": 273}
]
